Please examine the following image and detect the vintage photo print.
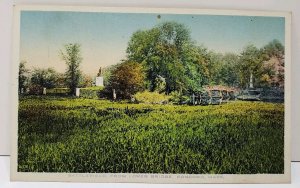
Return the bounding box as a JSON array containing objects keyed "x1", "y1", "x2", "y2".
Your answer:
[{"x1": 11, "y1": 5, "x2": 291, "y2": 183}]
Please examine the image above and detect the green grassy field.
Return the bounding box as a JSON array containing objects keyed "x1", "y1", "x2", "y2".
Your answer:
[{"x1": 18, "y1": 96, "x2": 284, "y2": 174}]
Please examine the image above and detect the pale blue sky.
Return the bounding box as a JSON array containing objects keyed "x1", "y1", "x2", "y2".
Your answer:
[{"x1": 20, "y1": 11, "x2": 285, "y2": 76}]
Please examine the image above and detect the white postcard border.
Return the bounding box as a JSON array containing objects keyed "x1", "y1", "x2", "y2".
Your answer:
[{"x1": 10, "y1": 5, "x2": 292, "y2": 184}]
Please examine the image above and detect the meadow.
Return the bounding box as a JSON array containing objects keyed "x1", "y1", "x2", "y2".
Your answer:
[{"x1": 18, "y1": 96, "x2": 284, "y2": 174}]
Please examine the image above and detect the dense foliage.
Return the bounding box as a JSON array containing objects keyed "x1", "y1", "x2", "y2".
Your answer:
[
  {"x1": 127, "y1": 22, "x2": 209, "y2": 94},
  {"x1": 30, "y1": 68, "x2": 59, "y2": 89},
  {"x1": 18, "y1": 96, "x2": 284, "y2": 174},
  {"x1": 105, "y1": 61, "x2": 145, "y2": 99},
  {"x1": 79, "y1": 86, "x2": 104, "y2": 99},
  {"x1": 125, "y1": 22, "x2": 285, "y2": 96},
  {"x1": 133, "y1": 91, "x2": 170, "y2": 104}
]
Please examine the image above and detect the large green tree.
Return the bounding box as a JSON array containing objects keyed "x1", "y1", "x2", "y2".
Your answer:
[
  {"x1": 127, "y1": 21, "x2": 209, "y2": 94},
  {"x1": 60, "y1": 43, "x2": 82, "y2": 95}
]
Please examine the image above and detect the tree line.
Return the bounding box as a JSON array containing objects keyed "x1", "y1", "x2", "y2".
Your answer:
[
  {"x1": 19, "y1": 21, "x2": 284, "y2": 99},
  {"x1": 105, "y1": 21, "x2": 284, "y2": 99},
  {"x1": 19, "y1": 44, "x2": 93, "y2": 95}
]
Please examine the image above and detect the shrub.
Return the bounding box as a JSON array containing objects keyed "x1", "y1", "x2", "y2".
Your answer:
[
  {"x1": 133, "y1": 91, "x2": 170, "y2": 104},
  {"x1": 169, "y1": 91, "x2": 190, "y2": 104},
  {"x1": 105, "y1": 61, "x2": 145, "y2": 99},
  {"x1": 28, "y1": 84, "x2": 43, "y2": 95},
  {"x1": 80, "y1": 86, "x2": 104, "y2": 99},
  {"x1": 46, "y1": 88, "x2": 70, "y2": 96}
]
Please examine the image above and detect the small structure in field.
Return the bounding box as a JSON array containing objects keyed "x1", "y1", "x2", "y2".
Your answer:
[{"x1": 191, "y1": 85, "x2": 237, "y2": 105}]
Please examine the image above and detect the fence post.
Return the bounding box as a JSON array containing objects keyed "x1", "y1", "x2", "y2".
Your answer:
[
  {"x1": 192, "y1": 93, "x2": 195, "y2": 105},
  {"x1": 76, "y1": 88, "x2": 80, "y2": 97},
  {"x1": 113, "y1": 89, "x2": 116, "y2": 100},
  {"x1": 43, "y1": 88, "x2": 46, "y2": 95}
]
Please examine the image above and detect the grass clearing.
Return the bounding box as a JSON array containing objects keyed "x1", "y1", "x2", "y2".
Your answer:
[{"x1": 18, "y1": 96, "x2": 284, "y2": 174}]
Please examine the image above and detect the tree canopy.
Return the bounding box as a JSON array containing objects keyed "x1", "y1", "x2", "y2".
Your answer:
[
  {"x1": 106, "y1": 61, "x2": 145, "y2": 99},
  {"x1": 127, "y1": 21, "x2": 209, "y2": 94}
]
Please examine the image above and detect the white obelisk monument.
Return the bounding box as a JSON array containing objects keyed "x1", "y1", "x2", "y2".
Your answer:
[
  {"x1": 95, "y1": 77, "x2": 104, "y2": 86},
  {"x1": 96, "y1": 67, "x2": 104, "y2": 86}
]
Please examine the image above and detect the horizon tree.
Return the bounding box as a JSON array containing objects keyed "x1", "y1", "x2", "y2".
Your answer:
[{"x1": 60, "y1": 43, "x2": 82, "y2": 95}]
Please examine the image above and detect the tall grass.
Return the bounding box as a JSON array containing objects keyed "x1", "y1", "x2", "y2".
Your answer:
[{"x1": 18, "y1": 96, "x2": 284, "y2": 174}]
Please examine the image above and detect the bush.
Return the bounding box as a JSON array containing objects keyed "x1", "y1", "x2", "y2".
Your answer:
[
  {"x1": 133, "y1": 91, "x2": 170, "y2": 104},
  {"x1": 105, "y1": 61, "x2": 145, "y2": 99},
  {"x1": 169, "y1": 91, "x2": 190, "y2": 104},
  {"x1": 80, "y1": 86, "x2": 104, "y2": 99},
  {"x1": 28, "y1": 84, "x2": 43, "y2": 95},
  {"x1": 46, "y1": 88, "x2": 70, "y2": 96}
]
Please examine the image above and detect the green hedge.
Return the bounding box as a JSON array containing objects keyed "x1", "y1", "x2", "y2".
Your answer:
[
  {"x1": 46, "y1": 88, "x2": 70, "y2": 95},
  {"x1": 80, "y1": 86, "x2": 104, "y2": 99},
  {"x1": 134, "y1": 91, "x2": 170, "y2": 104}
]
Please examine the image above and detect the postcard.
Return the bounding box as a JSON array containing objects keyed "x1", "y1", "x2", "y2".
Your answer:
[{"x1": 11, "y1": 5, "x2": 291, "y2": 183}]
